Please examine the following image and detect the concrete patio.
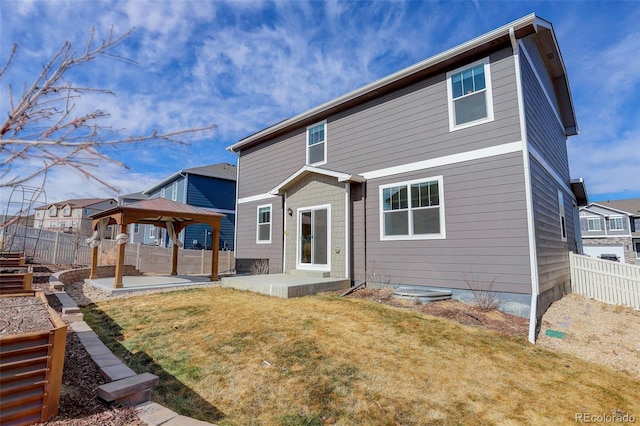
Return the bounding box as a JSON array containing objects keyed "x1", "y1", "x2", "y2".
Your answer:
[
  {"x1": 221, "y1": 273, "x2": 350, "y2": 298},
  {"x1": 85, "y1": 275, "x2": 215, "y2": 294}
]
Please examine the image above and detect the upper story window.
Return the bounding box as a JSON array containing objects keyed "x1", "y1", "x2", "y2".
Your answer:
[
  {"x1": 380, "y1": 176, "x2": 445, "y2": 240},
  {"x1": 171, "y1": 182, "x2": 178, "y2": 201},
  {"x1": 608, "y1": 216, "x2": 625, "y2": 231},
  {"x1": 306, "y1": 121, "x2": 327, "y2": 166},
  {"x1": 134, "y1": 224, "x2": 140, "y2": 234},
  {"x1": 84, "y1": 208, "x2": 91, "y2": 216},
  {"x1": 446, "y1": 58, "x2": 494, "y2": 131},
  {"x1": 257, "y1": 204, "x2": 272, "y2": 244},
  {"x1": 149, "y1": 225, "x2": 156, "y2": 239},
  {"x1": 48, "y1": 206, "x2": 57, "y2": 216},
  {"x1": 62, "y1": 206, "x2": 71, "y2": 216},
  {"x1": 36, "y1": 210, "x2": 43, "y2": 218},
  {"x1": 586, "y1": 217, "x2": 602, "y2": 231}
]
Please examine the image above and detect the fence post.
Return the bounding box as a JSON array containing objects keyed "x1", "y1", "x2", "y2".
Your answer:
[
  {"x1": 136, "y1": 243, "x2": 141, "y2": 270},
  {"x1": 52, "y1": 231, "x2": 59, "y2": 264}
]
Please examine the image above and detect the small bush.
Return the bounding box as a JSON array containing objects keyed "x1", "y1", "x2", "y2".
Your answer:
[{"x1": 250, "y1": 259, "x2": 270, "y2": 275}]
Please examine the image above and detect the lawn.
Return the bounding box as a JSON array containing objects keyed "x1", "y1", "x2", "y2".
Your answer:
[{"x1": 83, "y1": 287, "x2": 640, "y2": 425}]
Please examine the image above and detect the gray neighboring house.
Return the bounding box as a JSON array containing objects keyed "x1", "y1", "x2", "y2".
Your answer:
[
  {"x1": 120, "y1": 163, "x2": 237, "y2": 250},
  {"x1": 579, "y1": 199, "x2": 640, "y2": 264},
  {"x1": 228, "y1": 14, "x2": 587, "y2": 341}
]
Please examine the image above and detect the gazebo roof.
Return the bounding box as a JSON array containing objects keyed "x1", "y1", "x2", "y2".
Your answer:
[{"x1": 91, "y1": 198, "x2": 225, "y2": 227}]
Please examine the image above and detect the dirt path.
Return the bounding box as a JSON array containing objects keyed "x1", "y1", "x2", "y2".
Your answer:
[{"x1": 537, "y1": 293, "x2": 640, "y2": 380}]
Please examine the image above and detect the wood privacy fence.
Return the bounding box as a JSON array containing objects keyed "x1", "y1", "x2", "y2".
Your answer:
[
  {"x1": 1, "y1": 225, "x2": 234, "y2": 275},
  {"x1": 569, "y1": 252, "x2": 640, "y2": 310}
]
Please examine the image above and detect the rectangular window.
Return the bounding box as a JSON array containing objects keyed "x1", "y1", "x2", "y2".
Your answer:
[
  {"x1": 558, "y1": 190, "x2": 567, "y2": 241},
  {"x1": 49, "y1": 221, "x2": 57, "y2": 227},
  {"x1": 257, "y1": 204, "x2": 272, "y2": 243},
  {"x1": 380, "y1": 176, "x2": 445, "y2": 240},
  {"x1": 587, "y1": 217, "x2": 602, "y2": 231},
  {"x1": 171, "y1": 182, "x2": 178, "y2": 201},
  {"x1": 447, "y1": 58, "x2": 494, "y2": 131},
  {"x1": 608, "y1": 217, "x2": 624, "y2": 231},
  {"x1": 62, "y1": 206, "x2": 71, "y2": 216},
  {"x1": 84, "y1": 209, "x2": 91, "y2": 215},
  {"x1": 149, "y1": 225, "x2": 155, "y2": 239},
  {"x1": 36, "y1": 210, "x2": 43, "y2": 218},
  {"x1": 49, "y1": 207, "x2": 57, "y2": 216},
  {"x1": 306, "y1": 121, "x2": 327, "y2": 166},
  {"x1": 134, "y1": 224, "x2": 140, "y2": 233}
]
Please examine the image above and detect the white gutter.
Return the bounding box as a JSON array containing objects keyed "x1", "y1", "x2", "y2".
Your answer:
[{"x1": 228, "y1": 13, "x2": 539, "y2": 152}]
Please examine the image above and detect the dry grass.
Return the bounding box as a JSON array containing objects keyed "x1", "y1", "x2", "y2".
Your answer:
[{"x1": 84, "y1": 288, "x2": 640, "y2": 425}]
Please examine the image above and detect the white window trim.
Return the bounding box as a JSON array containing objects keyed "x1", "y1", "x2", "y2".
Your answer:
[
  {"x1": 305, "y1": 120, "x2": 327, "y2": 166},
  {"x1": 558, "y1": 190, "x2": 567, "y2": 241},
  {"x1": 48, "y1": 207, "x2": 57, "y2": 216},
  {"x1": 446, "y1": 57, "x2": 494, "y2": 132},
  {"x1": 256, "y1": 204, "x2": 272, "y2": 244},
  {"x1": 171, "y1": 182, "x2": 178, "y2": 201},
  {"x1": 585, "y1": 216, "x2": 602, "y2": 232},
  {"x1": 379, "y1": 175, "x2": 446, "y2": 241},
  {"x1": 608, "y1": 216, "x2": 625, "y2": 231},
  {"x1": 149, "y1": 225, "x2": 155, "y2": 239}
]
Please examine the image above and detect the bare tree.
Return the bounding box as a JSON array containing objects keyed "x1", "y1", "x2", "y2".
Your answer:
[{"x1": 0, "y1": 26, "x2": 216, "y2": 191}]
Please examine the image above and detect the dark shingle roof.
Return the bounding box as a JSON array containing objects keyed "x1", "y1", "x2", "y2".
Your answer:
[
  {"x1": 183, "y1": 163, "x2": 237, "y2": 181},
  {"x1": 595, "y1": 198, "x2": 640, "y2": 216}
]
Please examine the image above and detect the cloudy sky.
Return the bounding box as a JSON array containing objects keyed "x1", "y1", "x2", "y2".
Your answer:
[{"x1": 1, "y1": 0, "x2": 638, "y2": 211}]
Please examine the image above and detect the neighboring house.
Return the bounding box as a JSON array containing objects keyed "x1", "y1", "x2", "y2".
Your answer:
[
  {"x1": 579, "y1": 198, "x2": 640, "y2": 264},
  {"x1": 33, "y1": 198, "x2": 117, "y2": 235},
  {"x1": 120, "y1": 163, "x2": 237, "y2": 250},
  {"x1": 228, "y1": 14, "x2": 587, "y2": 341}
]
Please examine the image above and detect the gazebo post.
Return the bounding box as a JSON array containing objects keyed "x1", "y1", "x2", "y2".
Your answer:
[
  {"x1": 113, "y1": 223, "x2": 127, "y2": 289},
  {"x1": 89, "y1": 245, "x2": 99, "y2": 279},
  {"x1": 210, "y1": 224, "x2": 219, "y2": 281},
  {"x1": 171, "y1": 243, "x2": 179, "y2": 276}
]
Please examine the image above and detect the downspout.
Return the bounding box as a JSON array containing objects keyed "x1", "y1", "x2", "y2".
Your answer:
[
  {"x1": 283, "y1": 191, "x2": 288, "y2": 274},
  {"x1": 232, "y1": 151, "x2": 240, "y2": 269},
  {"x1": 345, "y1": 183, "x2": 351, "y2": 280},
  {"x1": 510, "y1": 27, "x2": 540, "y2": 343}
]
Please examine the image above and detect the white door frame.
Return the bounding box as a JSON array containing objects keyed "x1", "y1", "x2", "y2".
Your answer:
[{"x1": 296, "y1": 204, "x2": 331, "y2": 271}]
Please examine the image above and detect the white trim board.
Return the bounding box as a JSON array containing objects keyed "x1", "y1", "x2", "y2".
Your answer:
[
  {"x1": 238, "y1": 193, "x2": 279, "y2": 205},
  {"x1": 361, "y1": 141, "x2": 523, "y2": 180}
]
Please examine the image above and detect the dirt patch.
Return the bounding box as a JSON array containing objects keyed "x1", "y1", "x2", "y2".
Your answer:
[
  {"x1": 537, "y1": 293, "x2": 640, "y2": 380},
  {"x1": 348, "y1": 287, "x2": 530, "y2": 338},
  {"x1": 0, "y1": 295, "x2": 54, "y2": 335}
]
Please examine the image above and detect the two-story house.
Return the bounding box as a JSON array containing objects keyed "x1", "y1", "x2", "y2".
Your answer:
[
  {"x1": 228, "y1": 14, "x2": 587, "y2": 342},
  {"x1": 33, "y1": 198, "x2": 117, "y2": 235},
  {"x1": 121, "y1": 163, "x2": 237, "y2": 250},
  {"x1": 579, "y1": 198, "x2": 640, "y2": 264}
]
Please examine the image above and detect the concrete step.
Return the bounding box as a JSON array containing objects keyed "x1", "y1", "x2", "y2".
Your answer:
[
  {"x1": 290, "y1": 269, "x2": 330, "y2": 278},
  {"x1": 97, "y1": 372, "x2": 159, "y2": 406}
]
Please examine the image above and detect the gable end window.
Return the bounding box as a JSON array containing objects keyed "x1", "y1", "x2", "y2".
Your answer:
[
  {"x1": 48, "y1": 207, "x2": 57, "y2": 216},
  {"x1": 380, "y1": 176, "x2": 445, "y2": 240},
  {"x1": 257, "y1": 204, "x2": 272, "y2": 244},
  {"x1": 306, "y1": 121, "x2": 327, "y2": 166},
  {"x1": 586, "y1": 217, "x2": 602, "y2": 231},
  {"x1": 446, "y1": 58, "x2": 494, "y2": 131}
]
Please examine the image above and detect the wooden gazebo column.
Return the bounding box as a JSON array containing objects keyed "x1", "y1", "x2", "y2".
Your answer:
[
  {"x1": 113, "y1": 223, "x2": 127, "y2": 289},
  {"x1": 89, "y1": 244, "x2": 99, "y2": 279}
]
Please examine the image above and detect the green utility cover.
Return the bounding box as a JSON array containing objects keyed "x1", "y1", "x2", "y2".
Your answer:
[{"x1": 545, "y1": 329, "x2": 566, "y2": 339}]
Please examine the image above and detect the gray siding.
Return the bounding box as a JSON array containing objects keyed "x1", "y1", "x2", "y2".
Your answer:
[
  {"x1": 237, "y1": 48, "x2": 521, "y2": 199},
  {"x1": 364, "y1": 152, "x2": 531, "y2": 293},
  {"x1": 235, "y1": 197, "x2": 283, "y2": 273},
  {"x1": 521, "y1": 48, "x2": 575, "y2": 316},
  {"x1": 521, "y1": 36, "x2": 560, "y2": 116}
]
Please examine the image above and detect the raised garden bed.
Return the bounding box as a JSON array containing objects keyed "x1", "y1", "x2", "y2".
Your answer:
[
  {"x1": 0, "y1": 267, "x2": 33, "y2": 295},
  {"x1": 0, "y1": 291, "x2": 67, "y2": 426}
]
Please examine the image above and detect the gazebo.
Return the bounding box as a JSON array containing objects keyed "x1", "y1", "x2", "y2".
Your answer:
[{"x1": 88, "y1": 198, "x2": 225, "y2": 288}]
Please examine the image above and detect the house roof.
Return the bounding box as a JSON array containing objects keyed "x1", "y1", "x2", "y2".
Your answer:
[
  {"x1": 119, "y1": 192, "x2": 148, "y2": 203},
  {"x1": 35, "y1": 198, "x2": 116, "y2": 210},
  {"x1": 143, "y1": 162, "x2": 237, "y2": 195},
  {"x1": 591, "y1": 199, "x2": 640, "y2": 216},
  {"x1": 228, "y1": 13, "x2": 577, "y2": 153}
]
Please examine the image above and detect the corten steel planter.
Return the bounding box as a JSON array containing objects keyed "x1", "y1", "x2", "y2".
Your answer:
[
  {"x1": 0, "y1": 268, "x2": 33, "y2": 295},
  {"x1": 0, "y1": 252, "x2": 26, "y2": 267},
  {"x1": 0, "y1": 291, "x2": 67, "y2": 426}
]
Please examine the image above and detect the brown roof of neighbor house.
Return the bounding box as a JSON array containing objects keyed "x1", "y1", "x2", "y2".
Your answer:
[
  {"x1": 594, "y1": 198, "x2": 640, "y2": 216},
  {"x1": 35, "y1": 198, "x2": 117, "y2": 210}
]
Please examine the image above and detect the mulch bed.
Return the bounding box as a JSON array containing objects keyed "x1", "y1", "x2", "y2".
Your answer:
[{"x1": 0, "y1": 295, "x2": 54, "y2": 335}]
